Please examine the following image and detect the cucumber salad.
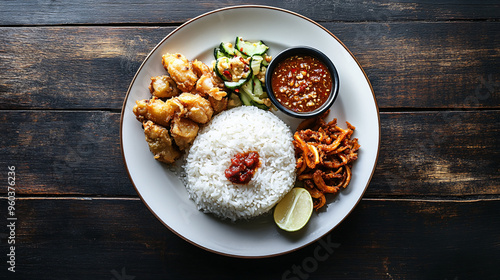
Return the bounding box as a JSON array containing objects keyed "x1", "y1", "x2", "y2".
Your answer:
[{"x1": 213, "y1": 37, "x2": 272, "y2": 110}]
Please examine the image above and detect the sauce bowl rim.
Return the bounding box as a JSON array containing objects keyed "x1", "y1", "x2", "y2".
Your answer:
[{"x1": 265, "y1": 46, "x2": 340, "y2": 119}]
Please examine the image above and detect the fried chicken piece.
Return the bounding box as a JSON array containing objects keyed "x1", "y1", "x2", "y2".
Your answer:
[
  {"x1": 209, "y1": 95, "x2": 228, "y2": 114},
  {"x1": 170, "y1": 115, "x2": 199, "y2": 150},
  {"x1": 194, "y1": 74, "x2": 214, "y2": 97},
  {"x1": 142, "y1": 120, "x2": 181, "y2": 163},
  {"x1": 133, "y1": 97, "x2": 184, "y2": 127},
  {"x1": 192, "y1": 59, "x2": 211, "y2": 76},
  {"x1": 195, "y1": 75, "x2": 228, "y2": 100},
  {"x1": 193, "y1": 59, "x2": 227, "y2": 100},
  {"x1": 162, "y1": 53, "x2": 198, "y2": 92},
  {"x1": 176, "y1": 92, "x2": 214, "y2": 124},
  {"x1": 149, "y1": 75, "x2": 180, "y2": 98}
]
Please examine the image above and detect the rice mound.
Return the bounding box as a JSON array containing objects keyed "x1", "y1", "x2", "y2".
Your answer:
[{"x1": 184, "y1": 106, "x2": 296, "y2": 221}]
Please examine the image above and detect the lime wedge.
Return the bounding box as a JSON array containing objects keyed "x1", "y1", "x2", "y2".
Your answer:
[{"x1": 274, "y1": 188, "x2": 313, "y2": 232}]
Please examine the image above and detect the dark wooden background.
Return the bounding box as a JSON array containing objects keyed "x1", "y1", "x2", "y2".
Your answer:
[{"x1": 1, "y1": 1, "x2": 499, "y2": 279}]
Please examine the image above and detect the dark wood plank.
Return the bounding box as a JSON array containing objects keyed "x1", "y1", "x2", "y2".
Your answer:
[
  {"x1": 1, "y1": 198, "x2": 498, "y2": 279},
  {"x1": 373, "y1": 110, "x2": 500, "y2": 198},
  {"x1": 0, "y1": 110, "x2": 136, "y2": 196},
  {"x1": 1, "y1": 22, "x2": 498, "y2": 110},
  {"x1": 329, "y1": 21, "x2": 500, "y2": 110},
  {"x1": 0, "y1": 110, "x2": 498, "y2": 197},
  {"x1": 0, "y1": 1, "x2": 498, "y2": 25},
  {"x1": 0, "y1": 27, "x2": 172, "y2": 110}
]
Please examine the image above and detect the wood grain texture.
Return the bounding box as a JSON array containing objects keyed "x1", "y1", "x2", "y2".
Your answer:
[
  {"x1": 1, "y1": 198, "x2": 498, "y2": 279},
  {"x1": 0, "y1": 110, "x2": 497, "y2": 197},
  {"x1": 0, "y1": 0, "x2": 498, "y2": 25},
  {"x1": 1, "y1": 1, "x2": 498, "y2": 279},
  {"x1": 1, "y1": 23, "x2": 498, "y2": 110},
  {"x1": 0, "y1": 27, "x2": 172, "y2": 110},
  {"x1": 373, "y1": 110, "x2": 500, "y2": 197},
  {"x1": 331, "y1": 21, "x2": 500, "y2": 109},
  {"x1": 0, "y1": 110, "x2": 135, "y2": 196}
]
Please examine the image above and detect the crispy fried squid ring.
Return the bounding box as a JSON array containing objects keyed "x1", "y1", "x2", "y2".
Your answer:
[
  {"x1": 340, "y1": 165, "x2": 351, "y2": 189},
  {"x1": 307, "y1": 144, "x2": 320, "y2": 168},
  {"x1": 313, "y1": 194, "x2": 326, "y2": 210},
  {"x1": 298, "y1": 173, "x2": 314, "y2": 181},
  {"x1": 296, "y1": 155, "x2": 308, "y2": 175},
  {"x1": 318, "y1": 129, "x2": 348, "y2": 152},
  {"x1": 303, "y1": 180, "x2": 323, "y2": 198},
  {"x1": 304, "y1": 180, "x2": 326, "y2": 210},
  {"x1": 294, "y1": 132, "x2": 320, "y2": 169},
  {"x1": 313, "y1": 170, "x2": 340, "y2": 194},
  {"x1": 293, "y1": 114, "x2": 359, "y2": 210}
]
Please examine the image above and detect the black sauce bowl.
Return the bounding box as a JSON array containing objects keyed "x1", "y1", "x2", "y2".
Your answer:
[{"x1": 265, "y1": 46, "x2": 339, "y2": 119}]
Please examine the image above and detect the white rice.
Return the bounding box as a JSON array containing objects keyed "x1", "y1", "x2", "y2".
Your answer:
[{"x1": 184, "y1": 106, "x2": 296, "y2": 221}]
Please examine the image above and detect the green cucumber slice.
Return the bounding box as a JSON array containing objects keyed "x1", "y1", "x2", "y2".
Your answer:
[
  {"x1": 224, "y1": 78, "x2": 248, "y2": 89},
  {"x1": 240, "y1": 78, "x2": 253, "y2": 96},
  {"x1": 214, "y1": 57, "x2": 232, "y2": 81},
  {"x1": 235, "y1": 37, "x2": 269, "y2": 57},
  {"x1": 214, "y1": 48, "x2": 226, "y2": 59},
  {"x1": 250, "y1": 55, "x2": 263, "y2": 75},
  {"x1": 251, "y1": 100, "x2": 269, "y2": 110},
  {"x1": 239, "y1": 90, "x2": 252, "y2": 106},
  {"x1": 219, "y1": 42, "x2": 235, "y2": 56},
  {"x1": 252, "y1": 76, "x2": 266, "y2": 98}
]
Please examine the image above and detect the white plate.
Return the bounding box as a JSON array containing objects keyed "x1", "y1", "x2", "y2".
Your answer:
[{"x1": 120, "y1": 5, "x2": 380, "y2": 258}]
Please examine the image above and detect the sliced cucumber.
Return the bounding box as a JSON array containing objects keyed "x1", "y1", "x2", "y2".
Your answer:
[
  {"x1": 235, "y1": 37, "x2": 269, "y2": 57},
  {"x1": 214, "y1": 57, "x2": 232, "y2": 81},
  {"x1": 250, "y1": 55, "x2": 263, "y2": 75},
  {"x1": 240, "y1": 78, "x2": 253, "y2": 96},
  {"x1": 236, "y1": 67, "x2": 267, "y2": 106},
  {"x1": 224, "y1": 78, "x2": 248, "y2": 89},
  {"x1": 233, "y1": 48, "x2": 245, "y2": 58},
  {"x1": 239, "y1": 90, "x2": 253, "y2": 106},
  {"x1": 214, "y1": 48, "x2": 226, "y2": 59},
  {"x1": 213, "y1": 36, "x2": 270, "y2": 111},
  {"x1": 251, "y1": 100, "x2": 269, "y2": 110},
  {"x1": 242, "y1": 87, "x2": 265, "y2": 105},
  {"x1": 219, "y1": 42, "x2": 235, "y2": 56},
  {"x1": 252, "y1": 76, "x2": 266, "y2": 98},
  {"x1": 241, "y1": 86, "x2": 268, "y2": 108},
  {"x1": 248, "y1": 94, "x2": 266, "y2": 105}
]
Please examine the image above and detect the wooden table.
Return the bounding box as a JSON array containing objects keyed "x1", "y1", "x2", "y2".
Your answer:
[{"x1": 1, "y1": 1, "x2": 499, "y2": 279}]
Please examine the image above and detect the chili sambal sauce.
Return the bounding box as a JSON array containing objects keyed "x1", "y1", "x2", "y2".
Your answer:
[
  {"x1": 225, "y1": 151, "x2": 261, "y2": 184},
  {"x1": 271, "y1": 55, "x2": 332, "y2": 113}
]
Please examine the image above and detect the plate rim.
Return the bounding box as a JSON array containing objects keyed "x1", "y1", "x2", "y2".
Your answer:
[{"x1": 119, "y1": 4, "x2": 381, "y2": 258}]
